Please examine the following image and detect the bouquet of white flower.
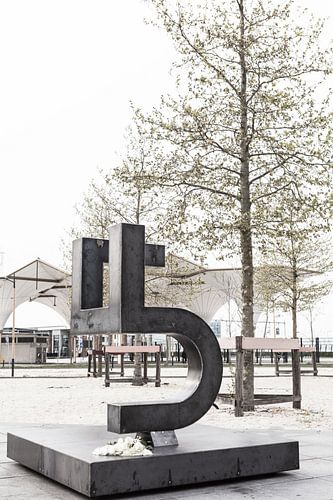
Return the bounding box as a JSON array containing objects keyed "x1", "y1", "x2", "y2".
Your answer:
[{"x1": 92, "y1": 436, "x2": 152, "y2": 457}]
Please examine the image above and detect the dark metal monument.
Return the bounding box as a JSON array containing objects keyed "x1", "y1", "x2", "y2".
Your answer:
[{"x1": 7, "y1": 224, "x2": 299, "y2": 497}]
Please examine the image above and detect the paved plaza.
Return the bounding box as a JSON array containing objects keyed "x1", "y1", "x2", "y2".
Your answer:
[{"x1": 0, "y1": 425, "x2": 333, "y2": 499}]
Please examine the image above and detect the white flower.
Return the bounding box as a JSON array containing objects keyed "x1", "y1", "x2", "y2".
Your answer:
[
  {"x1": 92, "y1": 437, "x2": 152, "y2": 457},
  {"x1": 113, "y1": 438, "x2": 126, "y2": 455},
  {"x1": 124, "y1": 436, "x2": 135, "y2": 447},
  {"x1": 92, "y1": 445, "x2": 115, "y2": 456},
  {"x1": 132, "y1": 440, "x2": 145, "y2": 453},
  {"x1": 142, "y1": 448, "x2": 153, "y2": 456}
]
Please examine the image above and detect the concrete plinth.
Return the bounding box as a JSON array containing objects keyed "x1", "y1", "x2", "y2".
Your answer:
[{"x1": 7, "y1": 424, "x2": 299, "y2": 498}]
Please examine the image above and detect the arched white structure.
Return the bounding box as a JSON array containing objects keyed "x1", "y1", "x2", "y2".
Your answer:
[
  {"x1": 146, "y1": 254, "x2": 264, "y2": 324},
  {"x1": 0, "y1": 259, "x2": 71, "y2": 330},
  {"x1": 1, "y1": 254, "x2": 315, "y2": 334},
  {"x1": 0, "y1": 255, "x2": 246, "y2": 334}
]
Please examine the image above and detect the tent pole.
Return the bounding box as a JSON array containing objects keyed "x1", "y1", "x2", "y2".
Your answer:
[{"x1": 11, "y1": 277, "x2": 16, "y2": 377}]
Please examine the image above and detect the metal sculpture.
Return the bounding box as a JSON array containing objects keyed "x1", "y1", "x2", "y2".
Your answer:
[
  {"x1": 7, "y1": 223, "x2": 298, "y2": 497},
  {"x1": 71, "y1": 223, "x2": 222, "y2": 437}
]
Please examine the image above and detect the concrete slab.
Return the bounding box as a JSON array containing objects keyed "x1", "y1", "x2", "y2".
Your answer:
[{"x1": 7, "y1": 424, "x2": 299, "y2": 498}]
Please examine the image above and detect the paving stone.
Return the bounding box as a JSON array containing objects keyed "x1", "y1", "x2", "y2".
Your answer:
[
  {"x1": 298, "y1": 458, "x2": 333, "y2": 477},
  {"x1": 0, "y1": 463, "x2": 30, "y2": 478},
  {"x1": 0, "y1": 474, "x2": 83, "y2": 499},
  {"x1": 248, "y1": 477, "x2": 333, "y2": 499},
  {"x1": 322, "y1": 476, "x2": 333, "y2": 484},
  {"x1": 0, "y1": 444, "x2": 13, "y2": 464},
  {"x1": 300, "y1": 446, "x2": 333, "y2": 459}
]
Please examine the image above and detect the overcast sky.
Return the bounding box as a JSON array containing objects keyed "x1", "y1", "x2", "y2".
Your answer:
[
  {"x1": 0, "y1": 0, "x2": 174, "y2": 275},
  {"x1": 1, "y1": 0, "x2": 332, "y2": 332},
  {"x1": 0, "y1": 0, "x2": 330, "y2": 274}
]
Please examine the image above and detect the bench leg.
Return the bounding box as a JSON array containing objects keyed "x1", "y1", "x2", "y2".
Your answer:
[
  {"x1": 312, "y1": 352, "x2": 318, "y2": 376},
  {"x1": 143, "y1": 353, "x2": 148, "y2": 383},
  {"x1": 234, "y1": 336, "x2": 244, "y2": 417},
  {"x1": 155, "y1": 353, "x2": 161, "y2": 387},
  {"x1": 93, "y1": 353, "x2": 97, "y2": 378},
  {"x1": 105, "y1": 354, "x2": 110, "y2": 387},
  {"x1": 87, "y1": 354, "x2": 91, "y2": 377},
  {"x1": 120, "y1": 354, "x2": 124, "y2": 377},
  {"x1": 274, "y1": 353, "x2": 280, "y2": 376},
  {"x1": 98, "y1": 354, "x2": 103, "y2": 378},
  {"x1": 292, "y1": 349, "x2": 301, "y2": 409}
]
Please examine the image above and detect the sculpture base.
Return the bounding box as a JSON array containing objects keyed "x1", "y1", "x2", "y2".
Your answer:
[{"x1": 7, "y1": 424, "x2": 299, "y2": 498}]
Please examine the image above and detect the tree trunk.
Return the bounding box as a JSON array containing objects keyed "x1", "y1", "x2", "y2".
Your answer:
[
  {"x1": 132, "y1": 334, "x2": 144, "y2": 386},
  {"x1": 240, "y1": 227, "x2": 255, "y2": 410},
  {"x1": 131, "y1": 193, "x2": 144, "y2": 385},
  {"x1": 239, "y1": 0, "x2": 255, "y2": 411},
  {"x1": 291, "y1": 258, "x2": 297, "y2": 339},
  {"x1": 291, "y1": 301, "x2": 297, "y2": 339}
]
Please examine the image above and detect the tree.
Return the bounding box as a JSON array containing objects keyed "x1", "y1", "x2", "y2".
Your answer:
[
  {"x1": 213, "y1": 273, "x2": 242, "y2": 337},
  {"x1": 146, "y1": 253, "x2": 207, "y2": 363},
  {"x1": 254, "y1": 264, "x2": 280, "y2": 332},
  {"x1": 133, "y1": 0, "x2": 333, "y2": 408},
  {"x1": 64, "y1": 125, "x2": 168, "y2": 385},
  {"x1": 257, "y1": 201, "x2": 332, "y2": 339},
  {"x1": 66, "y1": 129, "x2": 164, "y2": 244}
]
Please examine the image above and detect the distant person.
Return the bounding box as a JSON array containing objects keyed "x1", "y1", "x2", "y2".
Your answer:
[{"x1": 181, "y1": 349, "x2": 187, "y2": 363}]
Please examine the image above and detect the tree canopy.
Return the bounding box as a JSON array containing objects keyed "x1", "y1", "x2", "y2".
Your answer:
[{"x1": 132, "y1": 0, "x2": 333, "y2": 407}]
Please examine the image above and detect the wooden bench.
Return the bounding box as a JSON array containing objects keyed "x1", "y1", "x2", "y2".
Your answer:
[
  {"x1": 274, "y1": 346, "x2": 318, "y2": 376},
  {"x1": 218, "y1": 337, "x2": 301, "y2": 417},
  {"x1": 87, "y1": 349, "x2": 104, "y2": 378},
  {"x1": 104, "y1": 345, "x2": 161, "y2": 387}
]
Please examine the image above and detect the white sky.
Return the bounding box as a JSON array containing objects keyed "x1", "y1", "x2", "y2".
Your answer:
[
  {"x1": 0, "y1": 0, "x2": 174, "y2": 274},
  {"x1": 0, "y1": 0, "x2": 332, "y2": 333}
]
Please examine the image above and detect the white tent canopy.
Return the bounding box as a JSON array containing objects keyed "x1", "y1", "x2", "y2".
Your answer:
[
  {"x1": 1, "y1": 254, "x2": 317, "y2": 332},
  {"x1": 146, "y1": 254, "x2": 321, "y2": 325},
  {"x1": 146, "y1": 254, "x2": 258, "y2": 324},
  {"x1": 0, "y1": 259, "x2": 71, "y2": 329},
  {"x1": 0, "y1": 255, "x2": 248, "y2": 331}
]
